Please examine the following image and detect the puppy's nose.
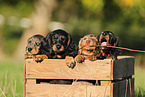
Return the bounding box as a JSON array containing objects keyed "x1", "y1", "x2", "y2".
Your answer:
[
  {"x1": 102, "y1": 33, "x2": 106, "y2": 36},
  {"x1": 56, "y1": 45, "x2": 61, "y2": 49},
  {"x1": 86, "y1": 40, "x2": 90, "y2": 43},
  {"x1": 28, "y1": 48, "x2": 32, "y2": 52}
]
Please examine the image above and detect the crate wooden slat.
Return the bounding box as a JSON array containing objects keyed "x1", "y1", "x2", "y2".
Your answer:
[
  {"x1": 24, "y1": 56, "x2": 135, "y2": 97},
  {"x1": 26, "y1": 56, "x2": 134, "y2": 80},
  {"x1": 112, "y1": 56, "x2": 134, "y2": 80},
  {"x1": 25, "y1": 78, "x2": 134, "y2": 97}
]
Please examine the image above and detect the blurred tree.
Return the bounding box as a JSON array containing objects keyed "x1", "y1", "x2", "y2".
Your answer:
[
  {"x1": 13, "y1": 0, "x2": 57, "y2": 61},
  {"x1": 0, "y1": 17, "x2": 5, "y2": 60}
]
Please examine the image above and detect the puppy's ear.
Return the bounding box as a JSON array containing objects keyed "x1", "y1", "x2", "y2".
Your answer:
[
  {"x1": 109, "y1": 33, "x2": 118, "y2": 46},
  {"x1": 66, "y1": 34, "x2": 77, "y2": 57},
  {"x1": 78, "y1": 38, "x2": 83, "y2": 49},
  {"x1": 114, "y1": 37, "x2": 119, "y2": 46},
  {"x1": 45, "y1": 32, "x2": 52, "y2": 46},
  {"x1": 40, "y1": 37, "x2": 53, "y2": 55},
  {"x1": 98, "y1": 34, "x2": 101, "y2": 43},
  {"x1": 66, "y1": 34, "x2": 75, "y2": 50}
]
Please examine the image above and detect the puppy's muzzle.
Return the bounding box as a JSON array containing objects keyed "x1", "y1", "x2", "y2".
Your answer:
[
  {"x1": 56, "y1": 45, "x2": 61, "y2": 50},
  {"x1": 86, "y1": 40, "x2": 90, "y2": 45}
]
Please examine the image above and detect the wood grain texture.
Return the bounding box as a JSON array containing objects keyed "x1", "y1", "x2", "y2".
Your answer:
[
  {"x1": 113, "y1": 78, "x2": 134, "y2": 97},
  {"x1": 24, "y1": 56, "x2": 135, "y2": 97},
  {"x1": 25, "y1": 78, "x2": 134, "y2": 97},
  {"x1": 26, "y1": 84, "x2": 111, "y2": 97},
  {"x1": 112, "y1": 56, "x2": 134, "y2": 80},
  {"x1": 23, "y1": 64, "x2": 26, "y2": 97},
  {"x1": 26, "y1": 56, "x2": 134, "y2": 80},
  {"x1": 26, "y1": 59, "x2": 112, "y2": 80}
]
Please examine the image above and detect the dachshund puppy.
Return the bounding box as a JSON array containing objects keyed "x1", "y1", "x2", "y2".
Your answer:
[
  {"x1": 75, "y1": 34, "x2": 99, "y2": 63},
  {"x1": 25, "y1": 34, "x2": 48, "y2": 62},
  {"x1": 97, "y1": 31, "x2": 120, "y2": 59},
  {"x1": 41, "y1": 29, "x2": 78, "y2": 68}
]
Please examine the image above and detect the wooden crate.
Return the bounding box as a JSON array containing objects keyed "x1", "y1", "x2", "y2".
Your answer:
[{"x1": 24, "y1": 56, "x2": 135, "y2": 97}]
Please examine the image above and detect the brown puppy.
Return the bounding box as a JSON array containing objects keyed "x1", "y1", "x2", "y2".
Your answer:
[
  {"x1": 75, "y1": 34, "x2": 98, "y2": 63},
  {"x1": 25, "y1": 34, "x2": 48, "y2": 62}
]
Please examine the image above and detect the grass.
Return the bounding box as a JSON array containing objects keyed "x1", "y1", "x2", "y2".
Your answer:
[
  {"x1": 135, "y1": 66, "x2": 145, "y2": 97},
  {"x1": 0, "y1": 60, "x2": 145, "y2": 97},
  {"x1": 0, "y1": 61, "x2": 23, "y2": 97}
]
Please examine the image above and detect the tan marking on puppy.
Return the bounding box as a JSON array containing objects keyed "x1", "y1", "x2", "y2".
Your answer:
[
  {"x1": 26, "y1": 37, "x2": 41, "y2": 55},
  {"x1": 52, "y1": 45, "x2": 64, "y2": 52}
]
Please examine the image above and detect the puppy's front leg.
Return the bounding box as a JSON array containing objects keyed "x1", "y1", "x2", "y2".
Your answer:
[
  {"x1": 25, "y1": 54, "x2": 34, "y2": 59},
  {"x1": 75, "y1": 55, "x2": 85, "y2": 63},
  {"x1": 87, "y1": 55, "x2": 97, "y2": 61},
  {"x1": 35, "y1": 55, "x2": 48, "y2": 62},
  {"x1": 65, "y1": 56, "x2": 76, "y2": 69}
]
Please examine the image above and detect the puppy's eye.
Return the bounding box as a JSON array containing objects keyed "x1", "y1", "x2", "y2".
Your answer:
[
  {"x1": 61, "y1": 36, "x2": 65, "y2": 40},
  {"x1": 54, "y1": 35, "x2": 58, "y2": 39},
  {"x1": 28, "y1": 41, "x2": 32, "y2": 43}
]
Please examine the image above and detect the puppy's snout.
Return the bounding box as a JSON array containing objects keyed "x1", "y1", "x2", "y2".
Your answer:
[
  {"x1": 56, "y1": 45, "x2": 61, "y2": 50},
  {"x1": 86, "y1": 40, "x2": 90, "y2": 44},
  {"x1": 102, "y1": 33, "x2": 106, "y2": 36},
  {"x1": 28, "y1": 48, "x2": 32, "y2": 52}
]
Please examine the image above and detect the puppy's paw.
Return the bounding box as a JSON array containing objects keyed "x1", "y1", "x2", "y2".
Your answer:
[
  {"x1": 75, "y1": 55, "x2": 85, "y2": 63},
  {"x1": 65, "y1": 56, "x2": 76, "y2": 69},
  {"x1": 25, "y1": 54, "x2": 33, "y2": 59},
  {"x1": 35, "y1": 55, "x2": 48, "y2": 63},
  {"x1": 25, "y1": 54, "x2": 28, "y2": 59},
  {"x1": 87, "y1": 55, "x2": 97, "y2": 61},
  {"x1": 35, "y1": 55, "x2": 43, "y2": 63}
]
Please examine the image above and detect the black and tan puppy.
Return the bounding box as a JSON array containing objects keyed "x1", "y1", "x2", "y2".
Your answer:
[
  {"x1": 25, "y1": 34, "x2": 48, "y2": 62},
  {"x1": 41, "y1": 29, "x2": 78, "y2": 68},
  {"x1": 97, "y1": 31, "x2": 120, "y2": 59},
  {"x1": 75, "y1": 34, "x2": 99, "y2": 63}
]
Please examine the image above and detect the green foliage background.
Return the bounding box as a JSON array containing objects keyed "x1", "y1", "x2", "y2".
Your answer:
[{"x1": 1, "y1": 0, "x2": 145, "y2": 56}]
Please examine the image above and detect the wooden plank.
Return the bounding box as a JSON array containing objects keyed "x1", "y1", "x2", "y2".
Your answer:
[
  {"x1": 101, "y1": 81, "x2": 111, "y2": 86},
  {"x1": 23, "y1": 64, "x2": 26, "y2": 97},
  {"x1": 27, "y1": 79, "x2": 36, "y2": 84},
  {"x1": 26, "y1": 84, "x2": 111, "y2": 97},
  {"x1": 26, "y1": 56, "x2": 134, "y2": 80},
  {"x1": 112, "y1": 56, "x2": 134, "y2": 80},
  {"x1": 26, "y1": 59, "x2": 112, "y2": 80},
  {"x1": 25, "y1": 78, "x2": 134, "y2": 97},
  {"x1": 113, "y1": 78, "x2": 134, "y2": 97}
]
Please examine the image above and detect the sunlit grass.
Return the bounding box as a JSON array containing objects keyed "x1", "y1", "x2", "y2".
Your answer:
[
  {"x1": 0, "y1": 61, "x2": 23, "y2": 97},
  {"x1": 135, "y1": 66, "x2": 145, "y2": 97}
]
